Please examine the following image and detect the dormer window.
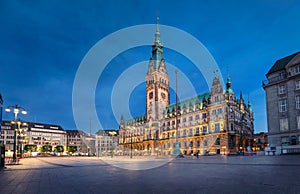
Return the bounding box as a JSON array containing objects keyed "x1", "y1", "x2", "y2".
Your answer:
[
  {"x1": 279, "y1": 72, "x2": 286, "y2": 79},
  {"x1": 295, "y1": 66, "x2": 300, "y2": 74}
]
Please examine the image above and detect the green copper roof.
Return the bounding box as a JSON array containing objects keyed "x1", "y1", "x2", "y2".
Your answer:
[
  {"x1": 267, "y1": 52, "x2": 300, "y2": 75},
  {"x1": 225, "y1": 88, "x2": 234, "y2": 94},
  {"x1": 225, "y1": 75, "x2": 234, "y2": 94},
  {"x1": 165, "y1": 92, "x2": 210, "y2": 113},
  {"x1": 125, "y1": 114, "x2": 146, "y2": 126}
]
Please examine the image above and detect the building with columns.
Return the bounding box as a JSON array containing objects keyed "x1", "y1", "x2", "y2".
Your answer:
[{"x1": 118, "y1": 19, "x2": 254, "y2": 156}]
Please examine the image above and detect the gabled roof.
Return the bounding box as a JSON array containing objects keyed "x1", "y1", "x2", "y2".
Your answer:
[{"x1": 267, "y1": 52, "x2": 300, "y2": 75}]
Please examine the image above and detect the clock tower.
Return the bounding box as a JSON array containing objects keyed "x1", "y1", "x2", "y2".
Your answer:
[{"x1": 146, "y1": 18, "x2": 170, "y2": 121}]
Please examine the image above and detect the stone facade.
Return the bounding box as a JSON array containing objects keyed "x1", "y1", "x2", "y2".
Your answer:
[
  {"x1": 95, "y1": 130, "x2": 118, "y2": 157},
  {"x1": 263, "y1": 52, "x2": 300, "y2": 154},
  {"x1": 253, "y1": 132, "x2": 268, "y2": 151},
  {"x1": 118, "y1": 20, "x2": 254, "y2": 156},
  {"x1": 66, "y1": 130, "x2": 95, "y2": 155}
]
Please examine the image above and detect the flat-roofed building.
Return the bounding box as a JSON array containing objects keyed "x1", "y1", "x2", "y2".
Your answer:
[{"x1": 1, "y1": 120, "x2": 67, "y2": 154}]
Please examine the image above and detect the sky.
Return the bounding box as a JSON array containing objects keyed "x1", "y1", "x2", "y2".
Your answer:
[{"x1": 0, "y1": 0, "x2": 300, "y2": 133}]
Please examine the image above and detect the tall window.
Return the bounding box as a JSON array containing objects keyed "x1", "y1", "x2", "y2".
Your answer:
[
  {"x1": 281, "y1": 136, "x2": 289, "y2": 146},
  {"x1": 280, "y1": 118, "x2": 289, "y2": 131},
  {"x1": 195, "y1": 127, "x2": 199, "y2": 135},
  {"x1": 189, "y1": 141, "x2": 193, "y2": 147},
  {"x1": 278, "y1": 85, "x2": 286, "y2": 94},
  {"x1": 296, "y1": 80, "x2": 300, "y2": 90},
  {"x1": 297, "y1": 116, "x2": 300, "y2": 130},
  {"x1": 215, "y1": 123, "x2": 220, "y2": 132},
  {"x1": 212, "y1": 110, "x2": 216, "y2": 115},
  {"x1": 204, "y1": 140, "x2": 208, "y2": 147},
  {"x1": 214, "y1": 96, "x2": 219, "y2": 102},
  {"x1": 215, "y1": 138, "x2": 220, "y2": 145},
  {"x1": 202, "y1": 113, "x2": 207, "y2": 119},
  {"x1": 217, "y1": 108, "x2": 222, "y2": 114},
  {"x1": 197, "y1": 140, "x2": 200, "y2": 147},
  {"x1": 195, "y1": 114, "x2": 199, "y2": 120},
  {"x1": 296, "y1": 96, "x2": 300, "y2": 109},
  {"x1": 203, "y1": 126, "x2": 207, "y2": 133},
  {"x1": 279, "y1": 99, "x2": 287, "y2": 112}
]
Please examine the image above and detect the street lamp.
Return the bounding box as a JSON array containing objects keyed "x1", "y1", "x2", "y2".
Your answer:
[
  {"x1": 108, "y1": 131, "x2": 117, "y2": 158},
  {"x1": 253, "y1": 138, "x2": 257, "y2": 152},
  {"x1": 5, "y1": 105, "x2": 27, "y2": 162},
  {"x1": 130, "y1": 131, "x2": 133, "y2": 158},
  {"x1": 11, "y1": 120, "x2": 27, "y2": 158},
  {"x1": 173, "y1": 70, "x2": 182, "y2": 157}
]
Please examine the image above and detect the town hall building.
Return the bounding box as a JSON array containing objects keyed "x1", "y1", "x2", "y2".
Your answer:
[{"x1": 118, "y1": 19, "x2": 254, "y2": 156}]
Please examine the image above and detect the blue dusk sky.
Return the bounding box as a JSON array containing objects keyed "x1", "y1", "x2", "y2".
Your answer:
[{"x1": 0, "y1": 0, "x2": 300, "y2": 133}]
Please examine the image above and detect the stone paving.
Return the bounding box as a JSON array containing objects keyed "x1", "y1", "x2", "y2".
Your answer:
[{"x1": 0, "y1": 155, "x2": 300, "y2": 194}]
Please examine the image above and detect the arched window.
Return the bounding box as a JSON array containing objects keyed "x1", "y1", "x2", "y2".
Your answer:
[
  {"x1": 215, "y1": 138, "x2": 220, "y2": 145},
  {"x1": 197, "y1": 140, "x2": 200, "y2": 147}
]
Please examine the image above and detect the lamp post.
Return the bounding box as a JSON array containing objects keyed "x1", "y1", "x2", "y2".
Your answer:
[
  {"x1": 130, "y1": 131, "x2": 133, "y2": 158},
  {"x1": 108, "y1": 131, "x2": 117, "y2": 158},
  {"x1": 253, "y1": 138, "x2": 257, "y2": 152},
  {"x1": 5, "y1": 105, "x2": 27, "y2": 162},
  {"x1": 11, "y1": 120, "x2": 27, "y2": 158},
  {"x1": 173, "y1": 70, "x2": 182, "y2": 157}
]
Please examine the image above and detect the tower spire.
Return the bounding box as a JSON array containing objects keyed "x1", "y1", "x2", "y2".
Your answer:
[
  {"x1": 248, "y1": 94, "x2": 252, "y2": 113},
  {"x1": 155, "y1": 17, "x2": 161, "y2": 44},
  {"x1": 156, "y1": 17, "x2": 159, "y2": 33}
]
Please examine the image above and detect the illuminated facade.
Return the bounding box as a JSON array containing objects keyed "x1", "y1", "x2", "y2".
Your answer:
[
  {"x1": 118, "y1": 20, "x2": 254, "y2": 156},
  {"x1": 66, "y1": 130, "x2": 95, "y2": 155},
  {"x1": 1, "y1": 120, "x2": 67, "y2": 152},
  {"x1": 95, "y1": 129, "x2": 118, "y2": 157}
]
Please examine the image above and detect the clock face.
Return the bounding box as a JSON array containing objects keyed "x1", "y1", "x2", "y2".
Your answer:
[{"x1": 161, "y1": 92, "x2": 165, "y2": 99}]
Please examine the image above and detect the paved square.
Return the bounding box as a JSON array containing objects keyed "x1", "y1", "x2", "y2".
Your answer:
[{"x1": 1, "y1": 155, "x2": 300, "y2": 194}]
